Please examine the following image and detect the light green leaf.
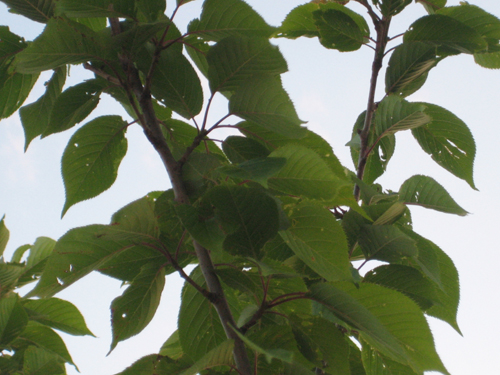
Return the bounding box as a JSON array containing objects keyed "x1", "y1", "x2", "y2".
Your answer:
[
  {"x1": 0, "y1": 71, "x2": 39, "y2": 119},
  {"x1": 416, "y1": 0, "x2": 446, "y2": 14},
  {"x1": 61, "y1": 115, "x2": 127, "y2": 216},
  {"x1": 0, "y1": 215, "x2": 9, "y2": 257},
  {"x1": 229, "y1": 77, "x2": 306, "y2": 138},
  {"x1": 207, "y1": 36, "x2": 288, "y2": 93},
  {"x1": 374, "y1": 96, "x2": 430, "y2": 138},
  {"x1": 474, "y1": 51, "x2": 500, "y2": 69},
  {"x1": 111, "y1": 193, "x2": 160, "y2": 238},
  {"x1": 218, "y1": 157, "x2": 286, "y2": 187},
  {"x1": 55, "y1": 0, "x2": 136, "y2": 18},
  {"x1": 159, "y1": 330, "x2": 183, "y2": 360},
  {"x1": 180, "y1": 339, "x2": 234, "y2": 375},
  {"x1": 385, "y1": 42, "x2": 439, "y2": 97},
  {"x1": 22, "y1": 298, "x2": 94, "y2": 336},
  {"x1": 17, "y1": 237, "x2": 56, "y2": 287},
  {"x1": 192, "y1": 0, "x2": 274, "y2": 41},
  {"x1": 399, "y1": 175, "x2": 467, "y2": 215},
  {"x1": 268, "y1": 144, "x2": 345, "y2": 200},
  {"x1": 222, "y1": 135, "x2": 270, "y2": 163},
  {"x1": 313, "y1": 8, "x2": 364, "y2": 52},
  {"x1": 43, "y1": 79, "x2": 103, "y2": 137},
  {"x1": 280, "y1": 202, "x2": 351, "y2": 282},
  {"x1": 404, "y1": 14, "x2": 487, "y2": 54},
  {"x1": 0, "y1": 295, "x2": 29, "y2": 346},
  {"x1": 20, "y1": 67, "x2": 66, "y2": 149},
  {"x1": 358, "y1": 225, "x2": 418, "y2": 263},
  {"x1": 361, "y1": 341, "x2": 416, "y2": 375},
  {"x1": 22, "y1": 346, "x2": 66, "y2": 375},
  {"x1": 15, "y1": 17, "x2": 114, "y2": 74},
  {"x1": 1, "y1": 0, "x2": 55, "y2": 23},
  {"x1": 110, "y1": 264, "x2": 166, "y2": 352}
]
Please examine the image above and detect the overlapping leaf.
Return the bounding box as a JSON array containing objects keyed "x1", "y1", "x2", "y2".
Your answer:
[
  {"x1": 218, "y1": 157, "x2": 286, "y2": 187},
  {"x1": 378, "y1": 0, "x2": 412, "y2": 17},
  {"x1": 61, "y1": 115, "x2": 127, "y2": 216},
  {"x1": 358, "y1": 225, "x2": 418, "y2": 263},
  {"x1": 0, "y1": 72, "x2": 39, "y2": 120},
  {"x1": 222, "y1": 135, "x2": 270, "y2": 163},
  {"x1": 22, "y1": 346, "x2": 66, "y2": 375},
  {"x1": 55, "y1": 0, "x2": 136, "y2": 19},
  {"x1": 180, "y1": 339, "x2": 234, "y2": 375},
  {"x1": 276, "y1": 3, "x2": 320, "y2": 39},
  {"x1": 0, "y1": 295, "x2": 28, "y2": 346},
  {"x1": 313, "y1": 8, "x2": 365, "y2": 52},
  {"x1": 1, "y1": 0, "x2": 56, "y2": 23}
]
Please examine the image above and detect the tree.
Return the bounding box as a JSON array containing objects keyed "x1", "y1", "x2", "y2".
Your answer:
[{"x1": 0, "y1": 0, "x2": 499, "y2": 374}]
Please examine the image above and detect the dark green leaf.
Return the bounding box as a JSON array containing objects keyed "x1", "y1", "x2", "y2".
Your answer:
[
  {"x1": 218, "y1": 157, "x2": 286, "y2": 187},
  {"x1": 280, "y1": 202, "x2": 351, "y2": 282},
  {"x1": 386, "y1": 42, "x2": 439, "y2": 97},
  {"x1": 23, "y1": 298, "x2": 94, "y2": 336},
  {"x1": 192, "y1": 0, "x2": 274, "y2": 41},
  {"x1": 22, "y1": 346, "x2": 66, "y2": 375},
  {"x1": 111, "y1": 193, "x2": 161, "y2": 237},
  {"x1": 222, "y1": 135, "x2": 270, "y2": 163},
  {"x1": 361, "y1": 341, "x2": 416, "y2": 375},
  {"x1": 110, "y1": 264, "x2": 166, "y2": 351},
  {"x1": 20, "y1": 67, "x2": 66, "y2": 149},
  {"x1": 55, "y1": 0, "x2": 136, "y2": 18},
  {"x1": 43, "y1": 79, "x2": 103, "y2": 137},
  {"x1": 61, "y1": 115, "x2": 128, "y2": 216},
  {"x1": 0, "y1": 72, "x2": 39, "y2": 119},
  {"x1": 229, "y1": 77, "x2": 306, "y2": 138},
  {"x1": 17, "y1": 237, "x2": 56, "y2": 286},
  {"x1": 1, "y1": 0, "x2": 55, "y2": 23},
  {"x1": 358, "y1": 225, "x2": 418, "y2": 263},
  {"x1": 412, "y1": 103, "x2": 476, "y2": 188},
  {"x1": 276, "y1": 3, "x2": 320, "y2": 39},
  {"x1": 180, "y1": 339, "x2": 234, "y2": 375},
  {"x1": 0, "y1": 264, "x2": 24, "y2": 295},
  {"x1": 137, "y1": 0, "x2": 166, "y2": 22},
  {"x1": 0, "y1": 295, "x2": 29, "y2": 346},
  {"x1": 416, "y1": 0, "x2": 446, "y2": 14},
  {"x1": 0, "y1": 215, "x2": 9, "y2": 257},
  {"x1": 399, "y1": 175, "x2": 467, "y2": 215},
  {"x1": 207, "y1": 36, "x2": 287, "y2": 93},
  {"x1": 378, "y1": 0, "x2": 412, "y2": 17},
  {"x1": 438, "y1": 4, "x2": 500, "y2": 40},
  {"x1": 313, "y1": 8, "x2": 364, "y2": 52},
  {"x1": 159, "y1": 330, "x2": 183, "y2": 359},
  {"x1": 404, "y1": 14, "x2": 487, "y2": 54}
]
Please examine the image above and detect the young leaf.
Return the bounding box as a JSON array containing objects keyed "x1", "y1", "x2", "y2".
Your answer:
[
  {"x1": 399, "y1": 175, "x2": 467, "y2": 215},
  {"x1": 0, "y1": 0, "x2": 55, "y2": 23},
  {"x1": 385, "y1": 42, "x2": 439, "y2": 97},
  {"x1": 22, "y1": 298, "x2": 94, "y2": 336},
  {"x1": 55, "y1": 0, "x2": 137, "y2": 19},
  {"x1": 207, "y1": 36, "x2": 288, "y2": 93},
  {"x1": 110, "y1": 264, "x2": 166, "y2": 352},
  {"x1": 20, "y1": 67, "x2": 66, "y2": 149},
  {"x1": 229, "y1": 76, "x2": 306, "y2": 138},
  {"x1": 180, "y1": 339, "x2": 234, "y2": 375},
  {"x1": 412, "y1": 103, "x2": 476, "y2": 189},
  {"x1": 61, "y1": 115, "x2": 128, "y2": 216},
  {"x1": 280, "y1": 202, "x2": 352, "y2": 282},
  {"x1": 358, "y1": 225, "x2": 418, "y2": 263},
  {"x1": 0, "y1": 215, "x2": 9, "y2": 257},
  {"x1": 192, "y1": 0, "x2": 275, "y2": 41},
  {"x1": 404, "y1": 14, "x2": 487, "y2": 54},
  {"x1": 0, "y1": 295, "x2": 29, "y2": 346}
]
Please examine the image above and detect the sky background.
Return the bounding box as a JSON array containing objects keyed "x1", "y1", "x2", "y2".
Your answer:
[{"x1": 1, "y1": 1, "x2": 500, "y2": 374}]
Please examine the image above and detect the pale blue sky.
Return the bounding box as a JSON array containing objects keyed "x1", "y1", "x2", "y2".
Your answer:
[{"x1": 1, "y1": 1, "x2": 500, "y2": 374}]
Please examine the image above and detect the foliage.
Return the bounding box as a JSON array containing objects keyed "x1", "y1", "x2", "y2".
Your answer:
[{"x1": 0, "y1": 0, "x2": 499, "y2": 374}]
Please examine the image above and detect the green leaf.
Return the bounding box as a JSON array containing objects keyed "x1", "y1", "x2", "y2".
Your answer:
[
  {"x1": 399, "y1": 175, "x2": 467, "y2": 215},
  {"x1": 17, "y1": 237, "x2": 56, "y2": 287},
  {"x1": 137, "y1": 0, "x2": 166, "y2": 22},
  {"x1": 358, "y1": 225, "x2": 418, "y2": 263},
  {"x1": 374, "y1": 96, "x2": 431, "y2": 138},
  {"x1": 159, "y1": 330, "x2": 183, "y2": 360},
  {"x1": 14, "y1": 321, "x2": 75, "y2": 366},
  {"x1": 222, "y1": 135, "x2": 270, "y2": 163},
  {"x1": 268, "y1": 144, "x2": 345, "y2": 200},
  {"x1": 111, "y1": 193, "x2": 161, "y2": 237},
  {"x1": 22, "y1": 346, "x2": 66, "y2": 375},
  {"x1": 378, "y1": 0, "x2": 412, "y2": 17},
  {"x1": 404, "y1": 14, "x2": 487, "y2": 54},
  {"x1": 192, "y1": 0, "x2": 274, "y2": 41},
  {"x1": 1, "y1": 0, "x2": 56, "y2": 23},
  {"x1": 276, "y1": 3, "x2": 320, "y2": 39},
  {"x1": 61, "y1": 115, "x2": 128, "y2": 216},
  {"x1": 138, "y1": 47, "x2": 203, "y2": 119},
  {"x1": 361, "y1": 342, "x2": 416, "y2": 375},
  {"x1": 207, "y1": 36, "x2": 288, "y2": 93},
  {"x1": 15, "y1": 17, "x2": 114, "y2": 74},
  {"x1": 43, "y1": 79, "x2": 103, "y2": 137},
  {"x1": 229, "y1": 77, "x2": 306, "y2": 138},
  {"x1": 416, "y1": 0, "x2": 446, "y2": 14},
  {"x1": 364, "y1": 265, "x2": 438, "y2": 310},
  {"x1": 385, "y1": 42, "x2": 439, "y2": 97},
  {"x1": 218, "y1": 157, "x2": 286, "y2": 187},
  {"x1": 207, "y1": 185, "x2": 280, "y2": 259},
  {"x1": 0, "y1": 215, "x2": 9, "y2": 257},
  {"x1": 438, "y1": 4, "x2": 500, "y2": 40},
  {"x1": 280, "y1": 202, "x2": 351, "y2": 282},
  {"x1": 412, "y1": 103, "x2": 476, "y2": 189},
  {"x1": 114, "y1": 355, "x2": 191, "y2": 375},
  {"x1": 55, "y1": 0, "x2": 136, "y2": 18},
  {"x1": 474, "y1": 51, "x2": 500, "y2": 69},
  {"x1": 180, "y1": 339, "x2": 234, "y2": 375},
  {"x1": 22, "y1": 298, "x2": 94, "y2": 336},
  {"x1": 0, "y1": 264, "x2": 24, "y2": 295},
  {"x1": 20, "y1": 67, "x2": 66, "y2": 150},
  {"x1": 110, "y1": 264, "x2": 166, "y2": 352},
  {"x1": 178, "y1": 268, "x2": 227, "y2": 361},
  {"x1": 313, "y1": 8, "x2": 365, "y2": 52},
  {"x1": 310, "y1": 282, "x2": 449, "y2": 374},
  {"x1": 0, "y1": 71, "x2": 39, "y2": 119},
  {"x1": 0, "y1": 295, "x2": 29, "y2": 346}
]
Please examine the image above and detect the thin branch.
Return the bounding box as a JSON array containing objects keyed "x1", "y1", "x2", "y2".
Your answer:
[{"x1": 83, "y1": 63, "x2": 121, "y2": 86}]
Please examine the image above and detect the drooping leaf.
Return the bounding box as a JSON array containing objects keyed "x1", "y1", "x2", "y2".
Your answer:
[
  {"x1": 180, "y1": 339, "x2": 234, "y2": 375},
  {"x1": 358, "y1": 225, "x2": 418, "y2": 263},
  {"x1": 15, "y1": 17, "x2": 115, "y2": 74},
  {"x1": 0, "y1": 295, "x2": 29, "y2": 346},
  {"x1": 399, "y1": 175, "x2": 467, "y2": 215},
  {"x1": 412, "y1": 103, "x2": 476, "y2": 189},
  {"x1": 313, "y1": 8, "x2": 365, "y2": 52},
  {"x1": 404, "y1": 14, "x2": 487, "y2": 54},
  {"x1": 385, "y1": 42, "x2": 439, "y2": 97},
  {"x1": 61, "y1": 115, "x2": 128, "y2": 216},
  {"x1": 1, "y1": 0, "x2": 56, "y2": 23},
  {"x1": 207, "y1": 36, "x2": 288, "y2": 93},
  {"x1": 0, "y1": 215, "x2": 9, "y2": 257},
  {"x1": 55, "y1": 0, "x2": 136, "y2": 18},
  {"x1": 191, "y1": 0, "x2": 275, "y2": 41},
  {"x1": 22, "y1": 346, "x2": 66, "y2": 375},
  {"x1": 0, "y1": 72, "x2": 39, "y2": 119},
  {"x1": 110, "y1": 264, "x2": 166, "y2": 352},
  {"x1": 229, "y1": 76, "x2": 306, "y2": 138},
  {"x1": 22, "y1": 298, "x2": 94, "y2": 336},
  {"x1": 43, "y1": 79, "x2": 103, "y2": 137},
  {"x1": 20, "y1": 67, "x2": 66, "y2": 149},
  {"x1": 222, "y1": 135, "x2": 270, "y2": 163},
  {"x1": 280, "y1": 202, "x2": 351, "y2": 282}
]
